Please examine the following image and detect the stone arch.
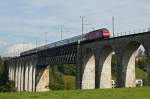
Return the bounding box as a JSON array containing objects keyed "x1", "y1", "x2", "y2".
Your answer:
[
  {"x1": 99, "y1": 45, "x2": 114, "y2": 88},
  {"x1": 121, "y1": 41, "x2": 146, "y2": 87},
  {"x1": 81, "y1": 48, "x2": 95, "y2": 89}
]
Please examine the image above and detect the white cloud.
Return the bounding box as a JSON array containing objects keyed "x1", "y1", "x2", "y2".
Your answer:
[
  {"x1": 3, "y1": 43, "x2": 35, "y2": 57},
  {"x1": 0, "y1": 39, "x2": 9, "y2": 47}
]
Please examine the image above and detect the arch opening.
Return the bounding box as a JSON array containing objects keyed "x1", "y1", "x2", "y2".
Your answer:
[
  {"x1": 81, "y1": 48, "x2": 95, "y2": 89},
  {"x1": 135, "y1": 46, "x2": 149, "y2": 87},
  {"x1": 122, "y1": 41, "x2": 148, "y2": 87},
  {"x1": 36, "y1": 65, "x2": 49, "y2": 92}
]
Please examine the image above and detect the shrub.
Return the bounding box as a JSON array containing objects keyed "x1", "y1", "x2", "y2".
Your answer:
[
  {"x1": 49, "y1": 66, "x2": 64, "y2": 90},
  {"x1": 0, "y1": 80, "x2": 16, "y2": 92}
]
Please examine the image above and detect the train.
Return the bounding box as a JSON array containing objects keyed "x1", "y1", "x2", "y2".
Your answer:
[
  {"x1": 20, "y1": 28, "x2": 110, "y2": 56},
  {"x1": 85, "y1": 28, "x2": 110, "y2": 40}
]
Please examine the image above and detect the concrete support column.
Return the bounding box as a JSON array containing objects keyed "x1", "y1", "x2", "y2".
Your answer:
[
  {"x1": 97, "y1": 46, "x2": 113, "y2": 89},
  {"x1": 25, "y1": 65, "x2": 29, "y2": 91},
  {"x1": 23, "y1": 64, "x2": 25, "y2": 91},
  {"x1": 116, "y1": 51, "x2": 124, "y2": 87},
  {"x1": 18, "y1": 64, "x2": 21, "y2": 91},
  {"x1": 10, "y1": 66, "x2": 12, "y2": 80},
  {"x1": 12, "y1": 65, "x2": 15, "y2": 81},
  {"x1": 29, "y1": 64, "x2": 33, "y2": 92},
  {"x1": 15, "y1": 65, "x2": 18, "y2": 89},
  {"x1": 99, "y1": 52, "x2": 112, "y2": 88},
  {"x1": 14, "y1": 65, "x2": 16, "y2": 85},
  {"x1": 76, "y1": 44, "x2": 83, "y2": 89},
  {"x1": 124, "y1": 51, "x2": 136, "y2": 87},
  {"x1": 11, "y1": 66, "x2": 14, "y2": 80},
  {"x1": 8, "y1": 66, "x2": 11, "y2": 80},
  {"x1": 32, "y1": 65, "x2": 36, "y2": 92},
  {"x1": 20, "y1": 64, "x2": 24, "y2": 91},
  {"x1": 116, "y1": 47, "x2": 137, "y2": 88},
  {"x1": 95, "y1": 54, "x2": 100, "y2": 89},
  {"x1": 10, "y1": 66, "x2": 13, "y2": 80},
  {"x1": 81, "y1": 48, "x2": 95, "y2": 89}
]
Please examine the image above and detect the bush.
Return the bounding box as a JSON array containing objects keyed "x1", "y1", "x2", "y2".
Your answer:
[
  {"x1": 0, "y1": 57, "x2": 4, "y2": 81},
  {"x1": 50, "y1": 65, "x2": 76, "y2": 90},
  {"x1": 49, "y1": 66, "x2": 64, "y2": 90},
  {"x1": 58, "y1": 64, "x2": 76, "y2": 76},
  {"x1": 0, "y1": 80, "x2": 16, "y2": 92}
]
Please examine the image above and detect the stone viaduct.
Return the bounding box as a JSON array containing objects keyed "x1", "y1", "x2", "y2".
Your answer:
[{"x1": 5, "y1": 31, "x2": 150, "y2": 92}]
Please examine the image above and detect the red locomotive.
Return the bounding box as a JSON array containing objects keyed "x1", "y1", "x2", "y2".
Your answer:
[{"x1": 85, "y1": 28, "x2": 110, "y2": 41}]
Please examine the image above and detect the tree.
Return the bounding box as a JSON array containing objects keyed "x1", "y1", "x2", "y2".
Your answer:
[
  {"x1": 0, "y1": 56, "x2": 4, "y2": 78},
  {"x1": 136, "y1": 50, "x2": 148, "y2": 72},
  {"x1": 49, "y1": 65, "x2": 64, "y2": 90}
]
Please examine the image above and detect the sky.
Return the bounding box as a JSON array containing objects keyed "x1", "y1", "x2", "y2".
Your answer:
[{"x1": 0, "y1": 0, "x2": 150, "y2": 57}]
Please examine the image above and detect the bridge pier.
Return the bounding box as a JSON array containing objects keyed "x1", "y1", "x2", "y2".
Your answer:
[
  {"x1": 32, "y1": 65, "x2": 36, "y2": 91},
  {"x1": 20, "y1": 64, "x2": 24, "y2": 91},
  {"x1": 18, "y1": 64, "x2": 21, "y2": 91},
  {"x1": 15, "y1": 65, "x2": 18, "y2": 89},
  {"x1": 8, "y1": 66, "x2": 11, "y2": 80},
  {"x1": 81, "y1": 48, "x2": 95, "y2": 89},
  {"x1": 116, "y1": 52, "x2": 124, "y2": 87},
  {"x1": 116, "y1": 43, "x2": 139, "y2": 88},
  {"x1": 76, "y1": 44, "x2": 82, "y2": 89},
  {"x1": 25, "y1": 64, "x2": 29, "y2": 91},
  {"x1": 12, "y1": 65, "x2": 15, "y2": 81},
  {"x1": 29, "y1": 64, "x2": 33, "y2": 91},
  {"x1": 99, "y1": 46, "x2": 113, "y2": 89},
  {"x1": 10, "y1": 66, "x2": 13, "y2": 80}
]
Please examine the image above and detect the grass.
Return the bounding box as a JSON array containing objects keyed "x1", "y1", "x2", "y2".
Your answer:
[
  {"x1": 136, "y1": 67, "x2": 147, "y2": 79},
  {"x1": 63, "y1": 75, "x2": 75, "y2": 90},
  {"x1": 0, "y1": 87, "x2": 150, "y2": 99}
]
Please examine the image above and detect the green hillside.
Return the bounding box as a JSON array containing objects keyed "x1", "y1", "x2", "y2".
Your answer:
[
  {"x1": 63, "y1": 75, "x2": 75, "y2": 90},
  {"x1": 136, "y1": 67, "x2": 148, "y2": 85}
]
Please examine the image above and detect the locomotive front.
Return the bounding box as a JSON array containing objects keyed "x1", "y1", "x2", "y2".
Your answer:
[
  {"x1": 101, "y1": 28, "x2": 110, "y2": 39},
  {"x1": 85, "y1": 28, "x2": 110, "y2": 41}
]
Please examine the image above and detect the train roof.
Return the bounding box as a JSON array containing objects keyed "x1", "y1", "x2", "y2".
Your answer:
[
  {"x1": 20, "y1": 28, "x2": 108, "y2": 56},
  {"x1": 20, "y1": 34, "x2": 86, "y2": 56}
]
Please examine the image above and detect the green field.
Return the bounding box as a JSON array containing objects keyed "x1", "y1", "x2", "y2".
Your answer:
[{"x1": 0, "y1": 87, "x2": 150, "y2": 99}]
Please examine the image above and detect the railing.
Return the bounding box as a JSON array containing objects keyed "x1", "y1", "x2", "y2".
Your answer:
[{"x1": 110, "y1": 27, "x2": 150, "y2": 38}]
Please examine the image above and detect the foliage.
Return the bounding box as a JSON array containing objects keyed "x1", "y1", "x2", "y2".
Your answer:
[
  {"x1": 0, "y1": 57, "x2": 16, "y2": 92},
  {"x1": 58, "y1": 64, "x2": 76, "y2": 76},
  {"x1": 0, "y1": 57, "x2": 4, "y2": 78},
  {"x1": 49, "y1": 64, "x2": 75, "y2": 90},
  {"x1": 0, "y1": 80, "x2": 16, "y2": 92},
  {"x1": 136, "y1": 54, "x2": 148, "y2": 72},
  {"x1": 49, "y1": 66, "x2": 64, "y2": 90},
  {"x1": 135, "y1": 67, "x2": 148, "y2": 86},
  {"x1": 111, "y1": 54, "x2": 117, "y2": 80}
]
